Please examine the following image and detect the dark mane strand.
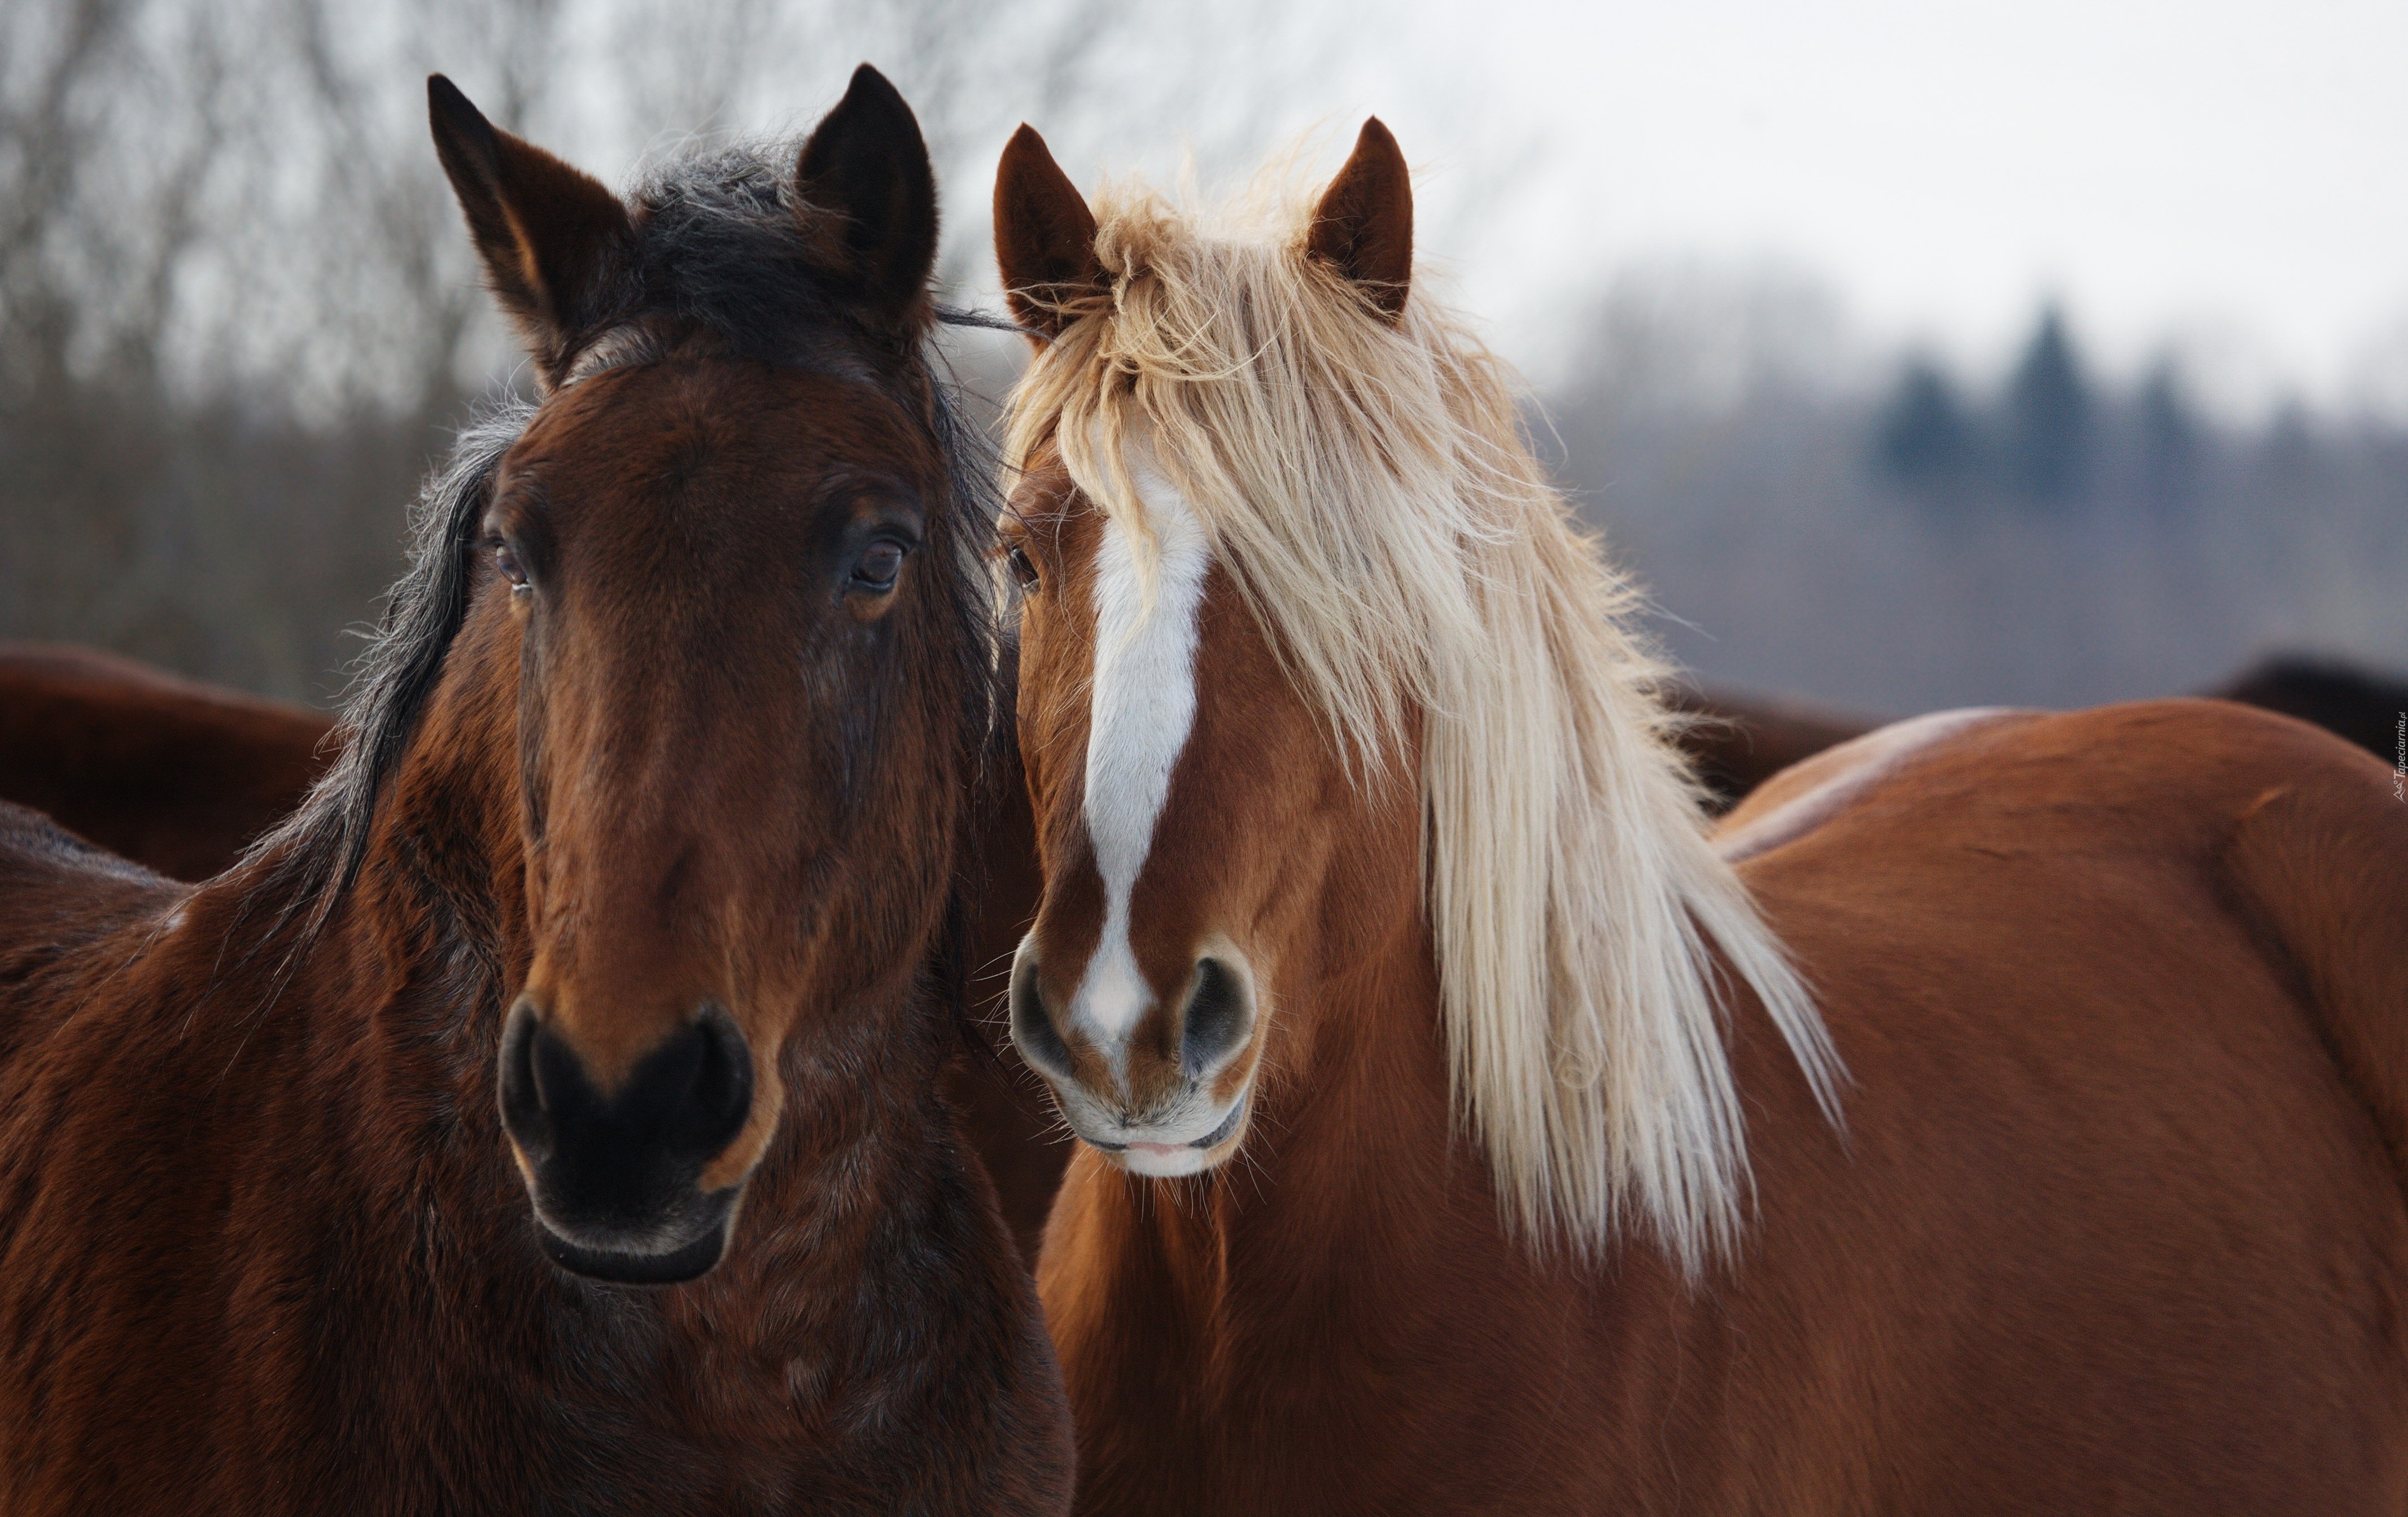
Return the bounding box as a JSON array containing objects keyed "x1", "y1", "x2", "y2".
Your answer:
[
  {"x1": 920, "y1": 328, "x2": 1011, "y2": 1034},
  {"x1": 229, "y1": 399, "x2": 529, "y2": 968}
]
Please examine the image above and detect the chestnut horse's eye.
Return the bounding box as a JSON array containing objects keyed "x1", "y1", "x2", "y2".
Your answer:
[
  {"x1": 851, "y1": 538, "x2": 909, "y2": 593},
  {"x1": 493, "y1": 543, "x2": 530, "y2": 592},
  {"x1": 1005, "y1": 543, "x2": 1039, "y2": 592}
]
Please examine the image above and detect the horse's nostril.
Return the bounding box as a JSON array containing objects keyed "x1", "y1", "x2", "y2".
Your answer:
[
  {"x1": 1181, "y1": 956, "x2": 1253, "y2": 1077},
  {"x1": 499, "y1": 998, "x2": 552, "y2": 1160},
  {"x1": 1008, "y1": 947, "x2": 1076, "y2": 1079},
  {"x1": 497, "y1": 998, "x2": 755, "y2": 1231},
  {"x1": 681, "y1": 1004, "x2": 753, "y2": 1156}
]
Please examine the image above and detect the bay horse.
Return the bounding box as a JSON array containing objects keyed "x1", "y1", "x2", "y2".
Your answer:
[
  {"x1": 0, "y1": 69, "x2": 1072, "y2": 1513},
  {"x1": 991, "y1": 120, "x2": 2408, "y2": 1512}
]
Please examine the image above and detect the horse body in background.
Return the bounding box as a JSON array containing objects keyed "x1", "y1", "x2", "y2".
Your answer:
[
  {"x1": 0, "y1": 644, "x2": 333, "y2": 878},
  {"x1": 1675, "y1": 657, "x2": 2408, "y2": 814},
  {"x1": 992, "y1": 122, "x2": 2408, "y2": 1513},
  {"x1": 0, "y1": 71, "x2": 1069, "y2": 1514}
]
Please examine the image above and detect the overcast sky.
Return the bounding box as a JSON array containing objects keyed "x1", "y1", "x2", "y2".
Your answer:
[{"x1": 1231, "y1": 0, "x2": 2408, "y2": 412}]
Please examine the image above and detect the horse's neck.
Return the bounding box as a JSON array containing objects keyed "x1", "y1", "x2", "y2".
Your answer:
[{"x1": 1047, "y1": 899, "x2": 1526, "y2": 1352}]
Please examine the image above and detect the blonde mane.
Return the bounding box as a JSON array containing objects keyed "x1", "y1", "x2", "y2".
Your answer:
[{"x1": 1002, "y1": 173, "x2": 1843, "y2": 1273}]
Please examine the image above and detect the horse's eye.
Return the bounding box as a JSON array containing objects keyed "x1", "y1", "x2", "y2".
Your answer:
[
  {"x1": 493, "y1": 543, "x2": 530, "y2": 591},
  {"x1": 1006, "y1": 543, "x2": 1040, "y2": 592},
  {"x1": 852, "y1": 538, "x2": 908, "y2": 593}
]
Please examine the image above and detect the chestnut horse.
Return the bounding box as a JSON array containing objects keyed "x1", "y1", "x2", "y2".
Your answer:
[
  {"x1": 0, "y1": 70, "x2": 1072, "y2": 1512},
  {"x1": 990, "y1": 121, "x2": 2408, "y2": 1512},
  {"x1": 0, "y1": 636, "x2": 2393, "y2": 1283}
]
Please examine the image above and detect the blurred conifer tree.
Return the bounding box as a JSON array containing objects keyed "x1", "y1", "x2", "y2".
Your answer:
[{"x1": 2004, "y1": 302, "x2": 2092, "y2": 505}]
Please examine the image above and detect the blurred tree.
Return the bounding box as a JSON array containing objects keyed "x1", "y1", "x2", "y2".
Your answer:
[
  {"x1": 2132, "y1": 357, "x2": 2201, "y2": 515},
  {"x1": 2003, "y1": 301, "x2": 2092, "y2": 506},
  {"x1": 2252, "y1": 400, "x2": 2324, "y2": 500},
  {"x1": 1541, "y1": 271, "x2": 2408, "y2": 714},
  {"x1": 1872, "y1": 354, "x2": 1979, "y2": 499}
]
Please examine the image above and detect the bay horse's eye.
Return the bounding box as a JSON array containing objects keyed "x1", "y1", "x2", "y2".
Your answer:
[
  {"x1": 1006, "y1": 543, "x2": 1039, "y2": 592},
  {"x1": 851, "y1": 538, "x2": 909, "y2": 593},
  {"x1": 493, "y1": 543, "x2": 530, "y2": 592}
]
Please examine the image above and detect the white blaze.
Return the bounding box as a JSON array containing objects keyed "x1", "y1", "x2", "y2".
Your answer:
[{"x1": 1073, "y1": 450, "x2": 1212, "y2": 1041}]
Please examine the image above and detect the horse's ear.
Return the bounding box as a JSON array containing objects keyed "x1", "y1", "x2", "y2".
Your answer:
[
  {"x1": 993, "y1": 124, "x2": 1102, "y2": 343},
  {"x1": 1306, "y1": 118, "x2": 1413, "y2": 322},
  {"x1": 427, "y1": 75, "x2": 632, "y2": 377},
  {"x1": 794, "y1": 64, "x2": 939, "y2": 326}
]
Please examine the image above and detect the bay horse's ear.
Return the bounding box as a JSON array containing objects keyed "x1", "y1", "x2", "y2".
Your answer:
[
  {"x1": 794, "y1": 64, "x2": 939, "y2": 327},
  {"x1": 1306, "y1": 118, "x2": 1413, "y2": 322},
  {"x1": 427, "y1": 75, "x2": 632, "y2": 375},
  {"x1": 994, "y1": 124, "x2": 1102, "y2": 343}
]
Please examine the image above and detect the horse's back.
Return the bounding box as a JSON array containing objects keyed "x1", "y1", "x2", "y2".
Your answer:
[
  {"x1": 0, "y1": 644, "x2": 331, "y2": 881},
  {"x1": 1717, "y1": 699, "x2": 2408, "y2": 1510}
]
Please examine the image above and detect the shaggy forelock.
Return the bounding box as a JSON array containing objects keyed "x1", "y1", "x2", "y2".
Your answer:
[{"x1": 618, "y1": 145, "x2": 872, "y2": 375}]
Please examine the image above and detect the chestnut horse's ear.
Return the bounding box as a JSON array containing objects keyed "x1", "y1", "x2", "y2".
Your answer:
[
  {"x1": 1306, "y1": 118, "x2": 1413, "y2": 322},
  {"x1": 427, "y1": 75, "x2": 632, "y2": 375},
  {"x1": 793, "y1": 64, "x2": 939, "y2": 326},
  {"x1": 993, "y1": 124, "x2": 1102, "y2": 342}
]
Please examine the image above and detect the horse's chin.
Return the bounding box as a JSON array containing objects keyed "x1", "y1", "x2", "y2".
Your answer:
[
  {"x1": 1091, "y1": 1094, "x2": 1252, "y2": 1179},
  {"x1": 529, "y1": 1191, "x2": 740, "y2": 1286}
]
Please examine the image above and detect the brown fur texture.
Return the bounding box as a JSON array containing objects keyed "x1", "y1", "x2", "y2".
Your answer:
[
  {"x1": 1679, "y1": 662, "x2": 2408, "y2": 815},
  {"x1": 0, "y1": 639, "x2": 1076, "y2": 1266},
  {"x1": 994, "y1": 125, "x2": 1105, "y2": 339},
  {"x1": 2209, "y1": 654, "x2": 2408, "y2": 769},
  {"x1": 938, "y1": 656, "x2": 1074, "y2": 1267},
  {"x1": 0, "y1": 69, "x2": 1070, "y2": 1514}
]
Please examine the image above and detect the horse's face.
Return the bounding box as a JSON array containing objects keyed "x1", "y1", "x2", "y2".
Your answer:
[
  {"x1": 1004, "y1": 452, "x2": 1266, "y2": 1175},
  {"x1": 1000, "y1": 445, "x2": 1421, "y2": 1178},
  {"x1": 484, "y1": 362, "x2": 960, "y2": 1280},
  {"x1": 993, "y1": 119, "x2": 1418, "y2": 1178},
  {"x1": 427, "y1": 69, "x2": 967, "y2": 1282}
]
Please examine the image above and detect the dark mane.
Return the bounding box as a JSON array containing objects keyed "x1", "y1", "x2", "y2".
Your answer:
[
  {"x1": 239, "y1": 138, "x2": 1005, "y2": 973},
  {"x1": 620, "y1": 147, "x2": 891, "y2": 374}
]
